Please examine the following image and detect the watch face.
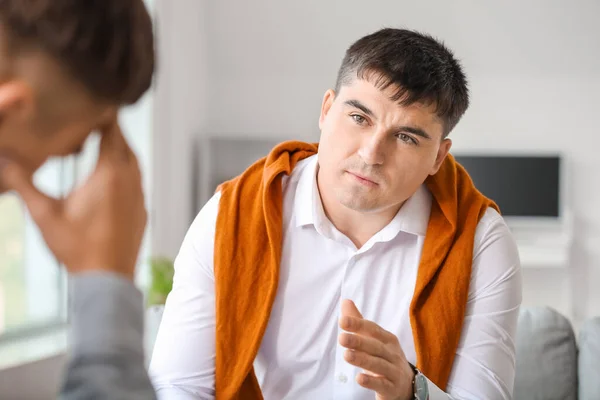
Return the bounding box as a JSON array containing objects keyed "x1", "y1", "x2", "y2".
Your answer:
[{"x1": 415, "y1": 374, "x2": 429, "y2": 400}]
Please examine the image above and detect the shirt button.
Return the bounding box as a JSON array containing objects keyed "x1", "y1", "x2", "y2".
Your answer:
[{"x1": 337, "y1": 373, "x2": 348, "y2": 383}]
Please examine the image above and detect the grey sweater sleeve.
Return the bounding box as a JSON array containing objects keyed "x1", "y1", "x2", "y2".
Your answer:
[{"x1": 59, "y1": 272, "x2": 157, "y2": 400}]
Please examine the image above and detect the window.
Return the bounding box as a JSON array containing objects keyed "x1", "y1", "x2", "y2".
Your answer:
[
  {"x1": 0, "y1": 159, "x2": 72, "y2": 337},
  {"x1": 0, "y1": 194, "x2": 25, "y2": 334},
  {"x1": 0, "y1": 194, "x2": 24, "y2": 334}
]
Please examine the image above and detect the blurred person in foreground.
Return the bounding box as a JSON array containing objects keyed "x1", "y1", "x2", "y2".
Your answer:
[
  {"x1": 150, "y1": 28, "x2": 523, "y2": 400},
  {"x1": 0, "y1": 1, "x2": 156, "y2": 399}
]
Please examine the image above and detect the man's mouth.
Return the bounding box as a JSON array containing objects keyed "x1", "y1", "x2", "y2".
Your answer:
[{"x1": 347, "y1": 171, "x2": 378, "y2": 187}]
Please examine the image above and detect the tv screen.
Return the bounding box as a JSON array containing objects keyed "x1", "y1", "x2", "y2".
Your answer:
[{"x1": 453, "y1": 155, "x2": 560, "y2": 217}]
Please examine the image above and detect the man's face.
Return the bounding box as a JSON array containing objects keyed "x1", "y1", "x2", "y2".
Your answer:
[
  {"x1": 317, "y1": 78, "x2": 452, "y2": 214},
  {"x1": 0, "y1": 57, "x2": 115, "y2": 192}
]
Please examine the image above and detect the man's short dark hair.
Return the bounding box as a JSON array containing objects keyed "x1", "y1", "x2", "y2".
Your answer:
[
  {"x1": 335, "y1": 28, "x2": 469, "y2": 137},
  {"x1": 0, "y1": 0, "x2": 155, "y2": 105}
]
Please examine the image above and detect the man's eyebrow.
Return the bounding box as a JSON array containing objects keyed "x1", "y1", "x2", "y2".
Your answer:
[
  {"x1": 344, "y1": 99, "x2": 375, "y2": 118},
  {"x1": 398, "y1": 126, "x2": 432, "y2": 140}
]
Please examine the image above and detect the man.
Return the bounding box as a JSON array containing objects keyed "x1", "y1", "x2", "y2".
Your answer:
[
  {"x1": 0, "y1": 1, "x2": 157, "y2": 399},
  {"x1": 150, "y1": 28, "x2": 522, "y2": 400}
]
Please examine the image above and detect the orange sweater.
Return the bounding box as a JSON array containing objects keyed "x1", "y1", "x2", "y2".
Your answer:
[{"x1": 214, "y1": 141, "x2": 497, "y2": 399}]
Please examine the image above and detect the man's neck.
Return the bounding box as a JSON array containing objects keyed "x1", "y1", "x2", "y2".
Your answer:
[{"x1": 317, "y1": 181, "x2": 402, "y2": 249}]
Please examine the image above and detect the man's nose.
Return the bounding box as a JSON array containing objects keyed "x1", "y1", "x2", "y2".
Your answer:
[{"x1": 357, "y1": 131, "x2": 386, "y2": 166}]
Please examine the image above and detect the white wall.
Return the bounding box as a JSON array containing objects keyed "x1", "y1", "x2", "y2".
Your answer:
[
  {"x1": 155, "y1": 0, "x2": 600, "y2": 322},
  {"x1": 152, "y1": 0, "x2": 209, "y2": 258}
]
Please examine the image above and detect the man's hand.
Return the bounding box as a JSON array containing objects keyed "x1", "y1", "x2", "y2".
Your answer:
[
  {"x1": 339, "y1": 299, "x2": 415, "y2": 400},
  {"x1": 0, "y1": 121, "x2": 146, "y2": 280}
]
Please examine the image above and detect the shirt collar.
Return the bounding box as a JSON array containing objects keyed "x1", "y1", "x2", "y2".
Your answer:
[
  {"x1": 293, "y1": 156, "x2": 432, "y2": 239},
  {"x1": 377, "y1": 184, "x2": 432, "y2": 240},
  {"x1": 294, "y1": 155, "x2": 320, "y2": 228}
]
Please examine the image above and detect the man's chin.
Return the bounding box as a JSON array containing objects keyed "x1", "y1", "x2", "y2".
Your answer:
[{"x1": 338, "y1": 192, "x2": 379, "y2": 213}]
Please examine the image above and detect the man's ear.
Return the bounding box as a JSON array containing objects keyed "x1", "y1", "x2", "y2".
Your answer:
[
  {"x1": 430, "y1": 138, "x2": 452, "y2": 175},
  {"x1": 0, "y1": 81, "x2": 34, "y2": 122},
  {"x1": 318, "y1": 89, "x2": 336, "y2": 130}
]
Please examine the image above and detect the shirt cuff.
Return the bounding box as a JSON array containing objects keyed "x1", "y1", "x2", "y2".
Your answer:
[
  {"x1": 426, "y1": 376, "x2": 451, "y2": 400},
  {"x1": 69, "y1": 271, "x2": 145, "y2": 358}
]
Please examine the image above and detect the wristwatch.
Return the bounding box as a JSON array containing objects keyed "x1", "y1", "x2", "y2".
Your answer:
[{"x1": 408, "y1": 362, "x2": 429, "y2": 400}]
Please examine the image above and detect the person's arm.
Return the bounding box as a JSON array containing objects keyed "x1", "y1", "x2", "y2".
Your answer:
[
  {"x1": 149, "y1": 192, "x2": 221, "y2": 399},
  {"x1": 427, "y1": 208, "x2": 522, "y2": 399},
  {"x1": 60, "y1": 272, "x2": 156, "y2": 400}
]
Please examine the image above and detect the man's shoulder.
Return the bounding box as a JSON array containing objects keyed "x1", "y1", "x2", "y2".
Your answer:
[
  {"x1": 185, "y1": 191, "x2": 222, "y2": 247},
  {"x1": 476, "y1": 207, "x2": 506, "y2": 234},
  {"x1": 473, "y1": 207, "x2": 519, "y2": 263}
]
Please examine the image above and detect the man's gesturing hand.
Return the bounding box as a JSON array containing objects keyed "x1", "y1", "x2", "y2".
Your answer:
[
  {"x1": 0, "y1": 121, "x2": 147, "y2": 280},
  {"x1": 339, "y1": 299, "x2": 415, "y2": 400}
]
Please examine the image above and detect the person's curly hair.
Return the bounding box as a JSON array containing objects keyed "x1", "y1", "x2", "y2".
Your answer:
[{"x1": 0, "y1": 0, "x2": 155, "y2": 104}]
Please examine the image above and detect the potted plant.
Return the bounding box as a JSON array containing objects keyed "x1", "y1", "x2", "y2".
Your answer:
[{"x1": 147, "y1": 256, "x2": 174, "y2": 306}]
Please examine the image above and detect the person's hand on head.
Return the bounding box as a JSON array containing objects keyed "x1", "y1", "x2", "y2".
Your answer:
[
  {"x1": 0, "y1": 120, "x2": 146, "y2": 281},
  {"x1": 339, "y1": 299, "x2": 416, "y2": 400}
]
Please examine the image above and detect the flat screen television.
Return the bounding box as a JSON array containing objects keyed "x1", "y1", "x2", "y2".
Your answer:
[{"x1": 453, "y1": 154, "x2": 561, "y2": 218}]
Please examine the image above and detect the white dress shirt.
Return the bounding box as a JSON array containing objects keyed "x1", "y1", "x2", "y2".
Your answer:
[{"x1": 149, "y1": 155, "x2": 522, "y2": 400}]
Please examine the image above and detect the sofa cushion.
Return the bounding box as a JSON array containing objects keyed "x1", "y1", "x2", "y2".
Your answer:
[
  {"x1": 579, "y1": 317, "x2": 600, "y2": 400},
  {"x1": 514, "y1": 307, "x2": 578, "y2": 400}
]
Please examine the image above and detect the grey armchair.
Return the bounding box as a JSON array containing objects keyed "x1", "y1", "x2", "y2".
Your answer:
[{"x1": 515, "y1": 307, "x2": 600, "y2": 400}]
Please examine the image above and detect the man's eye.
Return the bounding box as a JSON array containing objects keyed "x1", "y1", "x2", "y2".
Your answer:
[
  {"x1": 351, "y1": 114, "x2": 366, "y2": 125},
  {"x1": 398, "y1": 133, "x2": 416, "y2": 145}
]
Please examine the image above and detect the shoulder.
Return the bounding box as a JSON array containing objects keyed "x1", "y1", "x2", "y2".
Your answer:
[
  {"x1": 473, "y1": 208, "x2": 516, "y2": 256},
  {"x1": 188, "y1": 191, "x2": 221, "y2": 242}
]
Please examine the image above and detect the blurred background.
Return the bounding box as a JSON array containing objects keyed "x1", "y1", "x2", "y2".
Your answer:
[{"x1": 0, "y1": 0, "x2": 599, "y2": 398}]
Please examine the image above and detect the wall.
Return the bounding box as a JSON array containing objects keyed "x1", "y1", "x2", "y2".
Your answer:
[
  {"x1": 155, "y1": 1, "x2": 600, "y2": 322},
  {"x1": 152, "y1": 0, "x2": 209, "y2": 258}
]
